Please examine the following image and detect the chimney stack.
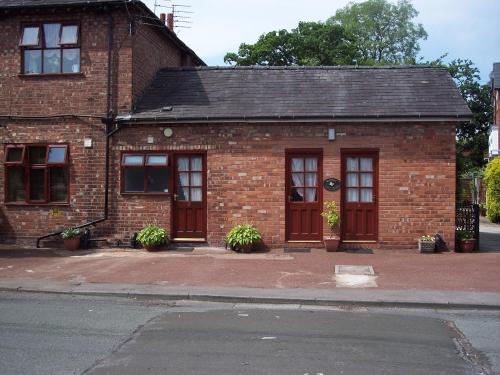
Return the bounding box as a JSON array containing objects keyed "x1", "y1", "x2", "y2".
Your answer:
[
  {"x1": 166, "y1": 13, "x2": 174, "y2": 31},
  {"x1": 159, "y1": 13, "x2": 166, "y2": 23}
]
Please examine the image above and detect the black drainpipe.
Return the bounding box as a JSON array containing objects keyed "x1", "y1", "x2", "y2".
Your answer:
[{"x1": 36, "y1": 11, "x2": 116, "y2": 248}]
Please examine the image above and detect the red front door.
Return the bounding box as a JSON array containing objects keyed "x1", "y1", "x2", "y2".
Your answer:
[
  {"x1": 341, "y1": 151, "x2": 378, "y2": 241},
  {"x1": 172, "y1": 154, "x2": 207, "y2": 240},
  {"x1": 285, "y1": 150, "x2": 323, "y2": 241}
]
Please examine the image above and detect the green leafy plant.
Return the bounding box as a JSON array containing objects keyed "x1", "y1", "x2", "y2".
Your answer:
[
  {"x1": 321, "y1": 201, "x2": 340, "y2": 235},
  {"x1": 61, "y1": 228, "x2": 81, "y2": 239},
  {"x1": 136, "y1": 225, "x2": 168, "y2": 248},
  {"x1": 484, "y1": 158, "x2": 500, "y2": 223},
  {"x1": 225, "y1": 224, "x2": 262, "y2": 250},
  {"x1": 456, "y1": 230, "x2": 474, "y2": 241},
  {"x1": 420, "y1": 235, "x2": 435, "y2": 242}
]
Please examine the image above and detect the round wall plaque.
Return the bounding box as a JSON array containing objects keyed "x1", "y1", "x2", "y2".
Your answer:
[
  {"x1": 323, "y1": 178, "x2": 341, "y2": 191},
  {"x1": 163, "y1": 128, "x2": 173, "y2": 137}
]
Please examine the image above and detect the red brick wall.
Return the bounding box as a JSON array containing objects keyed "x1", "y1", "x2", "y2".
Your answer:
[{"x1": 106, "y1": 122, "x2": 456, "y2": 251}]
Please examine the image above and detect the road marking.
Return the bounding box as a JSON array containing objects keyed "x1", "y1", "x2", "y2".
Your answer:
[
  {"x1": 261, "y1": 336, "x2": 276, "y2": 340},
  {"x1": 238, "y1": 313, "x2": 249, "y2": 317}
]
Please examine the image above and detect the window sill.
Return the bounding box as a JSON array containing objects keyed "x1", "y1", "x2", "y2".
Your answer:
[
  {"x1": 4, "y1": 202, "x2": 70, "y2": 207},
  {"x1": 18, "y1": 73, "x2": 84, "y2": 78},
  {"x1": 121, "y1": 192, "x2": 171, "y2": 197}
]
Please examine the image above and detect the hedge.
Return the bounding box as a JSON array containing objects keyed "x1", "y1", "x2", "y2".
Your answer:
[{"x1": 484, "y1": 158, "x2": 500, "y2": 223}]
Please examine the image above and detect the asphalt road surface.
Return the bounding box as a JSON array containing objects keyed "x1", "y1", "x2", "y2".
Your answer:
[{"x1": 0, "y1": 292, "x2": 497, "y2": 375}]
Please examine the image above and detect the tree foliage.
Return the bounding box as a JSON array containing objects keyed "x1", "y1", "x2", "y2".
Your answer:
[
  {"x1": 327, "y1": 0, "x2": 427, "y2": 64},
  {"x1": 484, "y1": 158, "x2": 500, "y2": 223},
  {"x1": 224, "y1": 22, "x2": 357, "y2": 66}
]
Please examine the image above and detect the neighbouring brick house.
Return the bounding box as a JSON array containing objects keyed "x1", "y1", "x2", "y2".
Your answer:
[
  {"x1": 1, "y1": 1, "x2": 472, "y2": 251},
  {"x1": 489, "y1": 62, "x2": 500, "y2": 159}
]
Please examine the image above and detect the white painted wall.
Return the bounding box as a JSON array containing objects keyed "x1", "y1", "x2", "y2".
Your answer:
[{"x1": 489, "y1": 125, "x2": 499, "y2": 157}]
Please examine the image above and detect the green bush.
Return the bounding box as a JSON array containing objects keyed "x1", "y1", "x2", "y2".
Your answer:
[
  {"x1": 61, "y1": 228, "x2": 81, "y2": 239},
  {"x1": 136, "y1": 225, "x2": 169, "y2": 248},
  {"x1": 321, "y1": 200, "x2": 340, "y2": 235},
  {"x1": 225, "y1": 224, "x2": 262, "y2": 250},
  {"x1": 484, "y1": 158, "x2": 500, "y2": 223}
]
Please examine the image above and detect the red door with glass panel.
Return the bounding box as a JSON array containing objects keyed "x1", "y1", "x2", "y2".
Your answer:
[
  {"x1": 341, "y1": 151, "x2": 378, "y2": 241},
  {"x1": 172, "y1": 154, "x2": 207, "y2": 240},
  {"x1": 285, "y1": 151, "x2": 322, "y2": 241}
]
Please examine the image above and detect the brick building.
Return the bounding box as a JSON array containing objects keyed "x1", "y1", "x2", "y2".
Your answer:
[
  {"x1": 489, "y1": 62, "x2": 500, "y2": 159},
  {"x1": 1, "y1": 1, "x2": 472, "y2": 251}
]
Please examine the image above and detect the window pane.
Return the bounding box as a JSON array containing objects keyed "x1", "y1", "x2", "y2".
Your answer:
[
  {"x1": 191, "y1": 156, "x2": 202, "y2": 171},
  {"x1": 7, "y1": 167, "x2": 25, "y2": 202},
  {"x1": 43, "y1": 49, "x2": 61, "y2": 73},
  {"x1": 6, "y1": 147, "x2": 24, "y2": 162},
  {"x1": 360, "y1": 157, "x2": 373, "y2": 171},
  {"x1": 43, "y1": 23, "x2": 61, "y2": 47},
  {"x1": 305, "y1": 158, "x2": 317, "y2": 171},
  {"x1": 305, "y1": 172, "x2": 317, "y2": 187},
  {"x1": 346, "y1": 157, "x2": 359, "y2": 172},
  {"x1": 360, "y1": 173, "x2": 373, "y2": 187},
  {"x1": 29, "y1": 146, "x2": 46, "y2": 164},
  {"x1": 21, "y1": 26, "x2": 40, "y2": 46},
  {"x1": 147, "y1": 168, "x2": 169, "y2": 193},
  {"x1": 191, "y1": 172, "x2": 202, "y2": 187},
  {"x1": 49, "y1": 167, "x2": 67, "y2": 202},
  {"x1": 177, "y1": 157, "x2": 189, "y2": 171},
  {"x1": 178, "y1": 172, "x2": 189, "y2": 186},
  {"x1": 24, "y1": 50, "x2": 42, "y2": 74},
  {"x1": 291, "y1": 173, "x2": 304, "y2": 187},
  {"x1": 360, "y1": 188, "x2": 373, "y2": 203},
  {"x1": 191, "y1": 188, "x2": 202, "y2": 202},
  {"x1": 291, "y1": 158, "x2": 304, "y2": 172},
  {"x1": 29, "y1": 168, "x2": 45, "y2": 201},
  {"x1": 177, "y1": 186, "x2": 188, "y2": 201},
  {"x1": 305, "y1": 188, "x2": 317, "y2": 202},
  {"x1": 347, "y1": 188, "x2": 359, "y2": 202},
  {"x1": 60, "y1": 25, "x2": 78, "y2": 44},
  {"x1": 124, "y1": 168, "x2": 145, "y2": 192},
  {"x1": 290, "y1": 188, "x2": 304, "y2": 202},
  {"x1": 346, "y1": 172, "x2": 358, "y2": 187},
  {"x1": 62, "y1": 48, "x2": 80, "y2": 73},
  {"x1": 47, "y1": 146, "x2": 66, "y2": 163},
  {"x1": 123, "y1": 155, "x2": 144, "y2": 165},
  {"x1": 146, "y1": 155, "x2": 167, "y2": 166}
]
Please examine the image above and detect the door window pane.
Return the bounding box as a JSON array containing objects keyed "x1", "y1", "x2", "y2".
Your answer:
[
  {"x1": 291, "y1": 158, "x2": 304, "y2": 172},
  {"x1": 47, "y1": 146, "x2": 66, "y2": 163},
  {"x1": 147, "y1": 168, "x2": 169, "y2": 193},
  {"x1": 43, "y1": 23, "x2": 61, "y2": 47},
  {"x1": 123, "y1": 168, "x2": 145, "y2": 192},
  {"x1": 123, "y1": 155, "x2": 144, "y2": 165},
  {"x1": 29, "y1": 147, "x2": 46, "y2": 164},
  {"x1": 346, "y1": 173, "x2": 358, "y2": 187},
  {"x1": 360, "y1": 158, "x2": 373, "y2": 171},
  {"x1": 305, "y1": 172, "x2": 317, "y2": 187},
  {"x1": 347, "y1": 188, "x2": 359, "y2": 202},
  {"x1": 291, "y1": 173, "x2": 304, "y2": 187},
  {"x1": 146, "y1": 155, "x2": 167, "y2": 166},
  {"x1": 360, "y1": 173, "x2": 373, "y2": 187},
  {"x1": 60, "y1": 25, "x2": 78, "y2": 45},
  {"x1": 191, "y1": 172, "x2": 202, "y2": 187},
  {"x1": 360, "y1": 188, "x2": 373, "y2": 203},
  {"x1": 6, "y1": 147, "x2": 24, "y2": 162},
  {"x1": 29, "y1": 169, "x2": 45, "y2": 201},
  {"x1": 21, "y1": 26, "x2": 40, "y2": 46},
  {"x1": 177, "y1": 157, "x2": 189, "y2": 171},
  {"x1": 49, "y1": 167, "x2": 68, "y2": 202},
  {"x1": 24, "y1": 50, "x2": 42, "y2": 74},
  {"x1": 178, "y1": 172, "x2": 189, "y2": 186},
  {"x1": 62, "y1": 48, "x2": 80, "y2": 73},
  {"x1": 191, "y1": 188, "x2": 202, "y2": 202},
  {"x1": 7, "y1": 167, "x2": 25, "y2": 202},
  {"x1": 290, "y1": 188, "x2": 304, "y2": 202},
  {"x1": 177, "y1": 186, "x2": 188, "y2": 201},
  {"x1": 346, "y1": 157, "x2": 359, "y2": 171},
  {"x1": 43, "y1": 49, "x2": 61, "y2": 73},
  {"x1": 305, "y1": 188, "x2": 317, "y2": 202},
  {"x1": 305, "y1": 158, "x2": 317, "y2": 171},
  {"x1": 191, "y1": 157, "x2": 202, "y2": 171}
]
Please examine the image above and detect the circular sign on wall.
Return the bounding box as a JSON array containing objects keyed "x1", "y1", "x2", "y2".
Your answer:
[{"x1": 323, "y1": 178, "x2": 341, "y2": 191}]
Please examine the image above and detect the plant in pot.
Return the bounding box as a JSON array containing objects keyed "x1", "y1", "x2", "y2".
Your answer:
[
  {"x1": 136, "y1": 224, "x2": 169, "y2": 251},
  {"x1": 225, "y1": 224, "x2": 262, "y2": 253},
  {"x1": 321, "y1": 201, "x2": 340, "y2": 252},
  {"x1": 418, "y1": 234, "x2": 435, "y2": 253},
  {"x1": 61, "y1": 228, "x2": 81, "y2": 251},
  {"x1": 456, "y1": 230, "x2": 475, "y2": 253}
]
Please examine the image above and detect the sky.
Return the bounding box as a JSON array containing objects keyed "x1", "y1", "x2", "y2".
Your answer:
[{"x1": 144, "y1": 0, "x2": 500, "y2": 83}]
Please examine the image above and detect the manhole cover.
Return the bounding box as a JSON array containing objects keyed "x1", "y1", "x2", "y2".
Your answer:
[{"x1": 335, "y1": 265, "x2": 374, "y2": 275}]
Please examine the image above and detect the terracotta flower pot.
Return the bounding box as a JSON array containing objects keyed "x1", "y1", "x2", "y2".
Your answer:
[
  {"x1": 324, "y1": 236, "x2": 340, "y2": 252},
  {"x1": 63, "y1": 237, "x2": 80, "y2": 251},
  {"x1": 460, "y1": 239, "x2": 475, "y2": 253}
]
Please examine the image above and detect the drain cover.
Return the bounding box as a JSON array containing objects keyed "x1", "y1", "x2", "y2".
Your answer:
[{"x1": 335, "y1": 265, "x2": 374, "y2": 275}]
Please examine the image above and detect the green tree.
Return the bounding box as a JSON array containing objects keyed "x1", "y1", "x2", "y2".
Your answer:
[
  {"x1": 327, "y1": 0, "x2": 427, "y2": 64},
  {"x1": 484, "y1": 158, "x2": 500, "y2": 223},
  {"x1": 224, "y1": 22, "x2": 358, "y2": 66}
]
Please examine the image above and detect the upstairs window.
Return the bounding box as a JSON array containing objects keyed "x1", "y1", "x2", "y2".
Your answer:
[
  {"x1": 4, "y1": 145, "x2": 69, "y2": 204},
  {"x1": 20, "y1": 23, "x2": 80, "y2": 75},
  {"x1": 121, "y1": 153, "x2": 170, "y2": 194}
]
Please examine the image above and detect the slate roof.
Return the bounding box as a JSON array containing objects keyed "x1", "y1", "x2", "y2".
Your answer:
[
  {"x1": 491, "y1": 63, "x2": 500, "y2": 90},
  {"x1": 0, "y1": 0, "x2": 126, "y2": 9},
  {"x1": 122, "y1": 65, "x2": 471, "y2": 123}
]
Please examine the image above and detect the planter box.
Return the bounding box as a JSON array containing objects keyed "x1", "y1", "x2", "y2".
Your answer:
[{"x1": 418, "y1": 239, "x2": 435, "y2": 253}]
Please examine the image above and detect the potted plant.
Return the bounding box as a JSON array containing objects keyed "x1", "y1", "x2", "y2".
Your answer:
[
  {"x1": 321, "y1": 201, "x2": 340, "y2": 252},
  {"x1": 418, "y1": 234, "x2": 435, "y2": 253},
  {"x1": 61, "y1": 227, "x2": 81, "y2": 251},
  {"x1": 456, "y1": 230, "x2": 475, "y2": 253},
  {"x1": 225, "y1": 224, "x2": 262, "y2": 253},
  {"x1": 136, "y1": 224, "x2": 169, "y2": 251}
]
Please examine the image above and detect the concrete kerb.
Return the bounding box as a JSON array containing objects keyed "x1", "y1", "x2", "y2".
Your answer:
[{"x1": 1, "y1": 280, "x2": 500, "y2": 311}]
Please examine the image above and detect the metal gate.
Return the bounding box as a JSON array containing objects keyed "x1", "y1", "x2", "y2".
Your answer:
[{"x1": 455, "y1": 204, "x2": 480, "y2": 250}]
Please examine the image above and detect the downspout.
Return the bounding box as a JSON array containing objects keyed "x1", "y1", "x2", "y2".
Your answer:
[{"x1": 36, "y1": 11, "x2": 116, "y2": 248}]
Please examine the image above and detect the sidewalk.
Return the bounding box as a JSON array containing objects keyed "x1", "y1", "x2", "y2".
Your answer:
[{"x1": 0, "y1": 246, "x2": 499, "y2": 308}]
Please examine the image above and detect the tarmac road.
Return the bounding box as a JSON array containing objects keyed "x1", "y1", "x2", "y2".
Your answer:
[{"x1": 0, "y1": 292, "x2": 497, "y2": 375}]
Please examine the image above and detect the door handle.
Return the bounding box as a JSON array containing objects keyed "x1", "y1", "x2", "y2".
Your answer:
[{"x1": 173, "y1": 194, "x2": 178, "y2": 201}]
